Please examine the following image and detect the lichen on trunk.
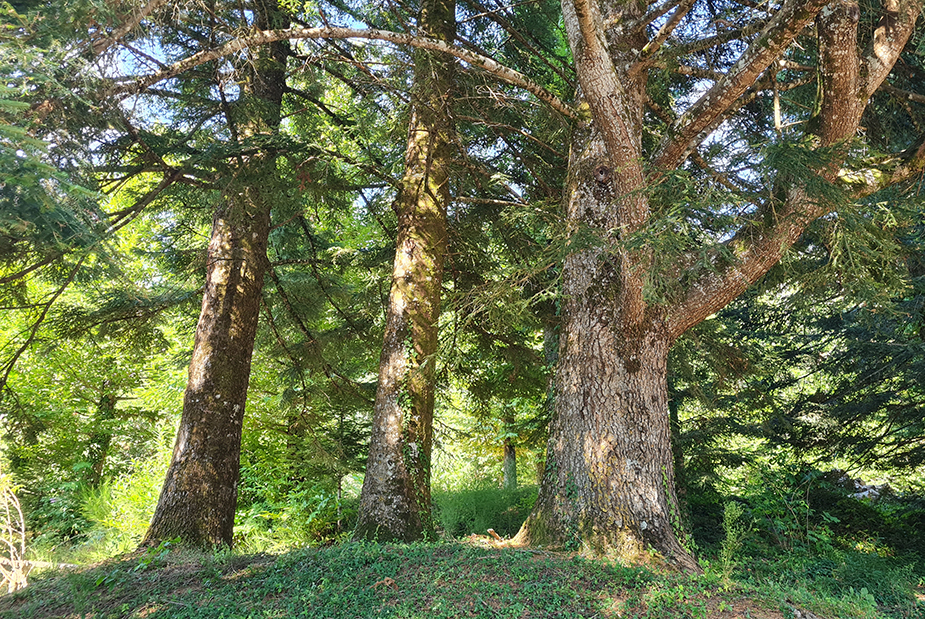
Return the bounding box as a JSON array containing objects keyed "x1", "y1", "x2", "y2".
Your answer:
[{"x1": 353, "y1": 0, "x2": 456, "y2": 542}]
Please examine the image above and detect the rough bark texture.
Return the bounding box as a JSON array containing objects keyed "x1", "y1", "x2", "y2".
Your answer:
[
  {"x1": 353, "y1": 0, "x2": 455, "y2": 542},
  {"x1": 144, "y1": 0, "x2": 287, "y2": 548},
  {"x1": 515, "y1": 124, "x2": 698, "y2": 572},
  {"x1": 516, "y1": 0, "x2": 920, "y2": 572}
]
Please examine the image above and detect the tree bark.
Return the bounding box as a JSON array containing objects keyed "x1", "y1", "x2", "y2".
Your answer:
[
  {"x1": 502, "y1": 409, "x2": 517, "y2": 490},
  {"x1": 514, "y1": 124, "x2": 699, "y2": 572},
  {"x1": 143, "y1": 0, "x2": 287, "y2": 548},
  {"x1": 502, "y1": 440, "x2": 517, "y2": 490},
  {"x1": 353, "y1": 0, "x2": 455, "y2": 542}
]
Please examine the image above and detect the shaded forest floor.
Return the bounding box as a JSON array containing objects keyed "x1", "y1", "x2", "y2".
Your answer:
[{"x1": 1, "y1": 538, "x2": 913, "y2": 619}]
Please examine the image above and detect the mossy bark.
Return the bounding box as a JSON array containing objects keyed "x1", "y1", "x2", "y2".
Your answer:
[
  {"x1": 143, "y1": 0, "x2": 287, "y2": 548},
  {"x1": 353, "y1": 0, "x2": 455, "y2": 542}
]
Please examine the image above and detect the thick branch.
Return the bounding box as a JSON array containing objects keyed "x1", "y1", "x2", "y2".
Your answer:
[
  {"x1": 863, "y1": 0, "x2": 923, "y2": 97},
  {"x1": 666, "y1": 0, "x2": 905, "y2": 340},
  {"x1": 561, "y1": 0, "x2": 646, "y2": 210},
  {"x1": 839, "y1": 140, "x2": 925, "y2": 198},
  {"x1": 641, "y1": 0, "x2": 694, "y2": 58},
  {"x1": 91, "y1": 0, "x2": 169, "y2": 56},
  {"x1": 108, "y1": 26, "x2": 578, "y2": 120},
  {"x1": 653, "y1": 0, "x2": 828, "y2": 170}
]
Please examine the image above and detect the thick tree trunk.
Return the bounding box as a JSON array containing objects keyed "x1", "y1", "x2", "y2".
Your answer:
[
  {"x1": 144, "y1": 0, "x2": 287, "y2": 548},
  {"x1": 515, "y1": 0, "x2": 917, "y2": 573},
  {"x1": 353, "y1": 0, "x2": 455, "y2": 542},
  {"x1": 517, "y1": 313, "x2": 693, "y2": 568},
  {"x1": 514, "y1": 123, "x2": 698, "y2": 571}
]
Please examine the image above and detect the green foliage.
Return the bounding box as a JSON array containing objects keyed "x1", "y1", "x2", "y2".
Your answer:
[
  {"x1": 233, "y1": 482, "x2": 359, "y2": 553},
  {"x1": 433, "y1": 485, "x2": 537, "y2": 539},
  {"x1": 718, "y1": 501, "x2": 747, "y2": 585},
  {"x1": 73, "y1": 441, "x2": 171, "y2": 559}
]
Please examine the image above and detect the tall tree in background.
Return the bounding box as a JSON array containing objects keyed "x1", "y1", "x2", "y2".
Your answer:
[
  {"x1": 143, "y1": 0, "x2": 289, "y2": 547},
  {"x1": 353, "y1": 0, "x2": 456, "y2": 542},
  {"x1": 514, "y1": 0, "x2": 923, "y2": 571}
]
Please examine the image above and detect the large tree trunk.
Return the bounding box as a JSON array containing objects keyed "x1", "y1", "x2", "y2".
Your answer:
[
  {"x1": 514, "y1": 125, "x2": 699, "y2": 572},
  {"x1": 144, "y1": 0, "x2": 287, "y2": 548},
  {"x1": 353, "y1": 0, "x2": 455, "y2": 542}
]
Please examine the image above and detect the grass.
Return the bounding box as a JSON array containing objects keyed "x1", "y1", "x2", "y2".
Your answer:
[
  {"x1": 6, "y1": 474, "x2": 925, "y2": 618},
  {"x1": 0, "y1": 539, "x2": 893, "y2": 619}
]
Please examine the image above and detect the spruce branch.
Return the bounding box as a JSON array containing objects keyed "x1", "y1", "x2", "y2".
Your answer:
[
  {"x1": 107, "y1": 26, "x2": 578, "y2": 120},
  {"x1": 665, "y1": 0, "x2": 919, "y2": 339},
  {"x1": 653, "y1": 0, "x2": 828, "y2": 170},
  {"x1": 90, "y1": 0, "x2": 170, "y2": 56},
  {"x1": 0, "y1": 255, "x2": 86, "y2": 394}
]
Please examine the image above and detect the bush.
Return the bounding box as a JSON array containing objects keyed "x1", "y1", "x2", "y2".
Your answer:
[
  {"x1": 433, "y1": 485, "x2": 537, "y2": 539},
  {"x1": 233, "y1": 485, "x2": 358, "y2": 552}
]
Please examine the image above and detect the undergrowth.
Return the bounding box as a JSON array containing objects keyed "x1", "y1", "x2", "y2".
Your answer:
[{"x1": 6, "y1": 460, "x2": 925, "y2": 618}]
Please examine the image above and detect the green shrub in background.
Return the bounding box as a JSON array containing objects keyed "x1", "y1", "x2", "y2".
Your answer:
[
  {"x1": 718, "y1": 501, "x2": 747, "y2": 585},
  {"x1": 25, "y1": 480, "x2": 92, "y2": 548},
  {"x1": 233, "y1": 484, "x2": 358, "y2": 552},
  {"x1": 433, "y1": 485, "x2": 537, "y2": 539},
  {"x1": 60, "y1": 441, "x2": 172, "y2": 562}
]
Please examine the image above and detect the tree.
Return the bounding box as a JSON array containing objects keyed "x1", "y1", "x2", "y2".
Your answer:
[
  {"x1": 512, "y1": 0, "x2": 924, "y2": 571},
  {"x1": 143, "y1": 0, "x2": 289, "y2": 547},
  {"x1": 353, "y1": 0, "x2": 456, "y2": 542}
]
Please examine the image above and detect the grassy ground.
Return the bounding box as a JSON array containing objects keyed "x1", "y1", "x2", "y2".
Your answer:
[{"x1": 0, "y1": 537, "x2": 898, "y2": 619}]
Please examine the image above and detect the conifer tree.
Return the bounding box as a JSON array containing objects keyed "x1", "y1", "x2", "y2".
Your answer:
[
  {"x1": 512, "y1": 0, "x2": 925, "y2": 571},
  {"x1": 353, "y1": 0, "x2": 456, "y2": 542},
  {"x1": 143, "y1": 0, "x2": 289, "y2": 547}
]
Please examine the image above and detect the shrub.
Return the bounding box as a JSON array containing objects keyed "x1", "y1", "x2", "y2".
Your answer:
[{"x1": 433, "y1": 485, "x2": 537, "y2": 539}]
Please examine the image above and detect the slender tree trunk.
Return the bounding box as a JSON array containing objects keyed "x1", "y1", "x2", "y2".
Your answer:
[
  {"x1": 502, "y1": 410, "x2": 517, "y2": 490},
  {"x1": 353, "y1": 0, "x2": 455, "y2": 542},
  {"x1": 144, "y1": 0, "x2": 287, "y2": 548},
  {"x1": 85, "y1": 386, "x2": 116, "y2": 487}
]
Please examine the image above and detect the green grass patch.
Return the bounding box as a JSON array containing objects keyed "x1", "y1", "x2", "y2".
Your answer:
[{"x1": 4, "y1": 540, "x2": 913, "y2": 619}]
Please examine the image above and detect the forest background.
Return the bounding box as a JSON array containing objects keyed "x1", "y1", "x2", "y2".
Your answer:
[{"x1": 1, "y1": 0, "x2": 925, "y2": 616}]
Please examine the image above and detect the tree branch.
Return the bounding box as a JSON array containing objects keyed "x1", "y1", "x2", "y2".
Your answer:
[
  {"x1": 0, "y1": 256, "x2": 86, "y2": 394},
  {"x1": 108, "y1": 26, "x2": 579, "y2": 120},
  {"x1": 863, "y1": 0, "x2": 923, "y2": 98},
  {"x1": 653, "y1": 0, "x2": 828, "y2": 170},
  {"x1": 665, "y1": 0, "x2": 913, "y2": 340},
  {"x1": 91, "y1": 0, "x2": 169, "y2": 56},
  {"x1": 839, "y1": 140, "x2": 925, "y2": 198}
]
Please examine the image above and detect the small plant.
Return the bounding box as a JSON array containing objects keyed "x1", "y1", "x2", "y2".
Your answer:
[
  {"x1": 134, "y1": 537, "x2": 180, "y2": 572},
  {"x1": 0, "y1": 472, "x2": 29, "y2": 593},
  {"x1": 719, "y1": 501, "x2": 747, "y2": 585}
]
